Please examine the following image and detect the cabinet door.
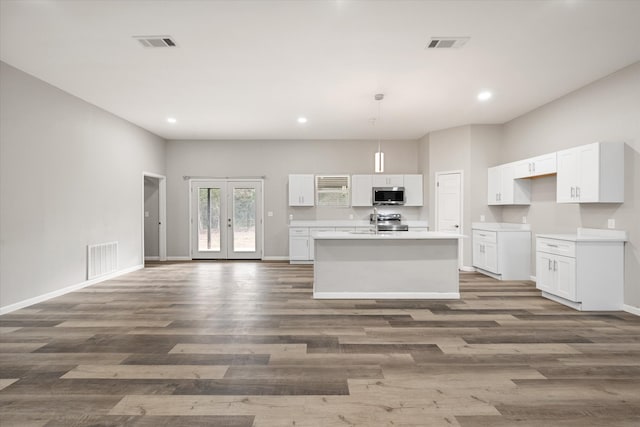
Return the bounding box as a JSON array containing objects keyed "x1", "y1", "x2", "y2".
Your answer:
[
  {"x1": 289, "y1": 236, "x2": 310, "y2": 261},
  {"x1": 532, "y1": 153, "x2": 557, "y2": 176},
  {"x1": 487, "y1": 166, "x2": 502, "y2": 205},
  {"x1": 351, "y1": 175, "x2": 373, "y2": 206},
  {"x1": 403, "y1": 174, "x2": 423, "y2": 206},
  {"x1": 472, "y1": 240, "x2": 486, "y2": 269},
  {"x1": 554, "y1": 255, "x2": 577, "y2": 301},
  {"x1": 288, "y1": 175, "x2": 314, "y2": 206},
  {"x1": 372, "y1": 175, "x2": 404, "y2": 187},
  {"x1": 499, "y1": 164, "x2": 516, "y2": 204},
  {"x1": 576, "y1": 143, "x2": 599, "y2": 202},
  {"x1": 483, "y1": 242, "x2": 498, "y2": 273},
  {"x1": 513, "y1": 160, "x2": 533, "y2": 179},
  {"x1": 556, "y1": 148, "x2": 578, "y2": 203},
  {"x1": 536, "y1": 252, "x2": 555, "y2": 293}
]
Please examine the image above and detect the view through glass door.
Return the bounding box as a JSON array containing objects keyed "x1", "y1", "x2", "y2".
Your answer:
[{"x1": 191, "y1": 180, "x2": 263, "y2": 259}]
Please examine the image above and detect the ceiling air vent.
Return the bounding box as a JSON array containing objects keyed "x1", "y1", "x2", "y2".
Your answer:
[
  {"x1": 426, "y1": 37, "x2": 469, "y2": 49},
  {"x1": 133, "y1": 36, "x2": 177, "y2": 48}
]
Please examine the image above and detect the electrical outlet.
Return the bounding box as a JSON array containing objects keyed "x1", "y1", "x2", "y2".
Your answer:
[
  {"x1": 480, "y1": 215, "x2": 485, "y2": 222},
  {"x1": 349, "y1": 214, "x2": 354, "y2": 220},
  {"x1": 267, "y1": 211, "x2": 273, "y2": 217},
  {"x1": 608, "y1": 218, "x2": 615, "y2": 229},
  {"x1": 522, "y1": 216, "x2": 527, "y2": 224}
]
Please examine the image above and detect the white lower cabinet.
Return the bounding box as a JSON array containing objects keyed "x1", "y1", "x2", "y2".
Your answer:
[
  {"x1": 472, "y1": 225, "x2": 531, "y2": 280},
  {"x1": 535, "y1": 232, "x2": 625, "y2": 311},
  {"x1": 536, "y1": 251, "x2": 576, "y2": 301},
  {"x1": 289, "y1": 227, "x2": 310, "y2": 262}
]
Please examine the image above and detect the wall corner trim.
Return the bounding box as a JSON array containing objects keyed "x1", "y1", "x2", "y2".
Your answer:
[
  {"x1": 623, "y1": 304, "x2": 640, "y2": 316},
  {"x1": 0, "y1": 264, "x2": 144, "y2": 315},
  {"x1": 459, "y1": 266, "x2": 475, "y2": 272}
]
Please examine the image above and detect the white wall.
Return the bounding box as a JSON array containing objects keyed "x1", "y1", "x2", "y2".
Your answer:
[
  {"x1": 425, "y1": 124, "x2": 503, "y2": 268},
  {"x1": 0, "y1": 62, "x2": 166, "y2": 309},
  {"x1": 165, "y1": 139, "x2": 420, "y2": 258},
  {"x1": 500, "y1": 61, "x2": 640, "y2": 308}
]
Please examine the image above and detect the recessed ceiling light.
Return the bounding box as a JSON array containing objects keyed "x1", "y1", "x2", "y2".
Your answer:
[
  {"x1": 167, "y1": 117, "x2": 177, "y2": 124},
  {"x1": 477, "y1": 91, "x2": 493, "y2": 101},
  {"x1": 297, "y1": 117, "x2": 308, "y2": 124}
]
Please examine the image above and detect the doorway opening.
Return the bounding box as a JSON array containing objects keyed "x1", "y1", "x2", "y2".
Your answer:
[
  {"x1": 189, "y1": 179, "x2": 263, "y2": 260},
  {"x1": 142, "y1": 173, "x2": 167, "y2": 262}
]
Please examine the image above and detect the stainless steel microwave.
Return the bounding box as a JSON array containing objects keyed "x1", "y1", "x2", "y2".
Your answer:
[{"x1": 372, "y1": 187, "x2": 405, "y2": 205}]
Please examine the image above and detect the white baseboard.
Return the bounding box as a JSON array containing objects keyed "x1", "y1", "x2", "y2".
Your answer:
[
  {"x1": 313, "y1": 292, "x2": 460, "y2": 300},
  {"x1": 166, "y1": 256, "x2": 191, "y2": 261},
  {"x1": 144, "y1": 256, "x2": 160, "y2": 261},
  {"x1": 262, "y1": 256, "x2": 289, "y2": 261},
  {"x1": 530, "y1": 275, "x2": 537, "y2": 282},
  {"x1": 0, "y1": 264, "x2": 143, "y2": 315},
  {"x1": 459, "y1": 266, "x2": 475, "y2": 272},
  {"x1": 623, "y1": 304, "x2": 640, "y2": 316}
]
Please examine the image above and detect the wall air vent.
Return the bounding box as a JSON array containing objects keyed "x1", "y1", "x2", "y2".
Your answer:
[
  {"x1": 426, "y1": 37, "x2": 470, "y2": 49},
  {"x1": 133, "y1": 35, "x2": 177, "y2": 48}
]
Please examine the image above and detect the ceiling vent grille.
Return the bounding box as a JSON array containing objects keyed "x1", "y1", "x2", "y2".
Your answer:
[
  {"x1": 133, "y1": 36, "x2": 177, "y2": 48},
  {"x1": 426, "y1": 37, "x2": 469, "y2": 49}
]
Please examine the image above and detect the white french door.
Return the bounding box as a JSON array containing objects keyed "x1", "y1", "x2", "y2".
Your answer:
[{"x1": 191, "y1": 180, "x2": 263, "y2": 259}]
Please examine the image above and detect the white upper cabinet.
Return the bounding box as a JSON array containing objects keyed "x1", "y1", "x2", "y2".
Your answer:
[
  {"x1": 487, "y1": 163, "x2": 531, "y2": 205},
  {"x1": 372, "y1": 174, "x2": 404, "y2": 187},
  {"x1": 403, "y1": 174, "x2": 423, "y2": 206},
  {"x1": 351, "y1": 175, "x2": 374, "y2": 206},
  {"x1": 513, "y1": 152, "x2": 557, "y2": 179},
  {"x1": 288, "y1": 174, "x2": 315, "y2": 206},
  {"x1": 556, "y1": 142, "x2": 624, "y2": 203},
  {"x1": 352, "y1": 174, "x2": 423, "y2": 206}
]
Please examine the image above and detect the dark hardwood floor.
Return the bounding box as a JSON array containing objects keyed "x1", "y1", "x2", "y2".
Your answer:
[{"x1": 1, "y1": 261, "x2": 639, "y2": 426}]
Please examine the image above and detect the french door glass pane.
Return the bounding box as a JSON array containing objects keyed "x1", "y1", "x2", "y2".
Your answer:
[
  {"x1": 198, "y1": 188, "x2": 221, "y2": 251},
  {"x1": 233, "y1": 188, "x2": 256, "y2": 252}
]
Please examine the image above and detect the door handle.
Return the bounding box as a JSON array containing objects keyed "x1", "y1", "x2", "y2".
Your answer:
[{"x1": 454, "y1": 225, "x2": 459, "y2": 228}]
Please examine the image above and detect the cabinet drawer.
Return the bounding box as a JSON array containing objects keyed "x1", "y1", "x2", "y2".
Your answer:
[
  {"x1": 289, "y1": 227, "x2": 309, "y2": 236},
  {"x1": 537, "y1": 238, "x2": 576, "y2": 257},
  {"x1": 473, "y1": 230, "x2": 497, "y2": 243},
  {"x1": 310, "y1": 227, "x2": 335, "y2": 236}
]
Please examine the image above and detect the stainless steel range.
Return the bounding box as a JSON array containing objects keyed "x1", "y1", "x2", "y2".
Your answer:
[{"x1": 369, "y1": 212, "x2": 409, "y2": 232}]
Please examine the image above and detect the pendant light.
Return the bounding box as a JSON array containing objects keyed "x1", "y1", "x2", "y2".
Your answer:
[{"x1": 374, "y1": 93, "x2": 384, "y2": 173}]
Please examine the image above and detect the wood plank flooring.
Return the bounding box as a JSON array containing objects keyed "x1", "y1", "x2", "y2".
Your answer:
[{"x1": 1, "y1": 261, "x2": 639, "y2": 426}]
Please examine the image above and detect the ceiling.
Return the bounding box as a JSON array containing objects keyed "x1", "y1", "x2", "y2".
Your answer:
[{"x1": 1, "y1": 1, "x2": 640, "y2": 141}]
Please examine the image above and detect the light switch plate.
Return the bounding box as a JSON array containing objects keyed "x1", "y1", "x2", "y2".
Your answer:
[
  {"x1": 349, "y1": 214, "x2": 354, "y2": 219},
  {"x1": 480, "y1": 215, "x2": 485, "y2": 222},
  {"x1": 144, "y1": 211, "x2": 149, "y2": 218},
  {"x1": 608, "y1": 219, "x2": 615, "y2": 229},
  {"x1": 267, "y1": 211, "x2": 273, "y2": 217},
  {"x1": 522, "y1": 216, "x2": 527, "y2": 224}
]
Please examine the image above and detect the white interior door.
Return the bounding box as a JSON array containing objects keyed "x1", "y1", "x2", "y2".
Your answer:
[
  {"x1": 436, "y1": 171, "x2": 463, "y2": 269},
  {"x1": 436, "y1": 172, "x2": 462, "y2": 233},
  {"x1": 191, "y1": 180, "x2": 262, "y2": 260}
]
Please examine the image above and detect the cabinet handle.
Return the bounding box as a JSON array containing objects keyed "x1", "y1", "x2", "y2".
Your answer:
[
  {"x1": 546, "y1": 244, "x2": 558, "y2": 248},
  {"x1": 532, "y1": 162, "x2": 535, "y2": 173},
  {"x1": 570, "y1": 187, "x2": 575, "y2": 198},
  {"x1": 528, "y1": 163, "x2": 532, "y2": 173},
  {"x1": 548, "y1": 259, "x2": 552, "y2": 270},
  {"x1": 576, "y1": 187, "x2": 581, "y2": 199},
  {"x1": 553, "y1": 260, "x2": 557, "y2": 271}
]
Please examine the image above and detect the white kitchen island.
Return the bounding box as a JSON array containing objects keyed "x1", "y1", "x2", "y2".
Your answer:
[{"x1": 313, "y1": 231, "x2": 464, "y2": 299}]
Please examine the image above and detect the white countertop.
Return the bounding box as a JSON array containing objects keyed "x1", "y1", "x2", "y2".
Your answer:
[
  {"x1": 472, "y1": 222, "x2": 531, "y2": 232},
  {"x1": 537, "y1": 227, "x2": 628, "y2": 242},
  {"x1": 312, "y1": 231, "x2": 464, "y2": 240},
  {"x1": 290, "y1": 220, "x2": 428, "y2": 228}
]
